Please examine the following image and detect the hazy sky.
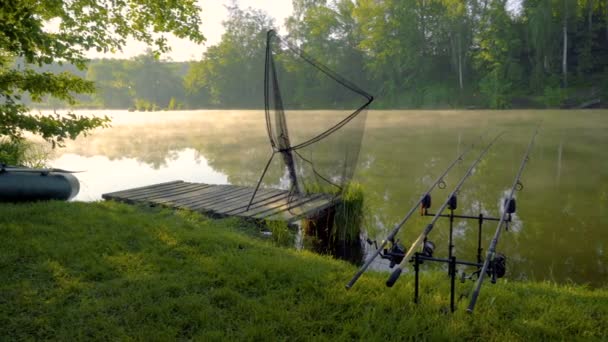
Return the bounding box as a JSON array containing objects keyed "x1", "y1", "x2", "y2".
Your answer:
[{"x1": 86, "y1": 0, "x2": 293, "y2": 62}]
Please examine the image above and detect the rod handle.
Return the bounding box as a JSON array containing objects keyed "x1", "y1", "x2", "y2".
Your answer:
[
  {"x1": 386, "y1": 268, "x2": 402, "y2": 287},
  {"x1": 467, "y1": 289, "x2": 481, "y2": 313},
  {"x1": 345, "y1": 269, "x2": 365, "y2": 289}
]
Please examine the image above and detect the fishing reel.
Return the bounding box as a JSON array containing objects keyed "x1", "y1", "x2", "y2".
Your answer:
[
  {"x1": 460, "y1": 253, "x2": 507, "y2": 283},
  {"x1": 367, "y1": 238, "x2": 406, "y2": 268},
  {"x1": 421, "y1": 240, "x2": 435, "y2": 258},
  {"x1": 488, "y1": 253, "x2": 507, "y2": 283}
]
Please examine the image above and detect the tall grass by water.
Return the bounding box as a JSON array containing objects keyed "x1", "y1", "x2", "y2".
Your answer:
[{"x1": 331, "y1": 182, "x2": 365, "y2": 244}]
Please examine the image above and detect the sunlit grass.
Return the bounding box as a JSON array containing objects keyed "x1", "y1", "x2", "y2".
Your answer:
[{"x1": 0, "y1": 201, "x2": 606, "y2": 340}]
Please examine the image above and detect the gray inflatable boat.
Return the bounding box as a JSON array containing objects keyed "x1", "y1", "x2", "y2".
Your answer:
[{"x1": 0, "y1": 166, "x2": 80, "y2": 202}]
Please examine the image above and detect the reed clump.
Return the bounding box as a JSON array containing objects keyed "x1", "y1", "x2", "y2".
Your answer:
[{"x1": 331, "y1": 182, "x2": 365, "y2": 244}]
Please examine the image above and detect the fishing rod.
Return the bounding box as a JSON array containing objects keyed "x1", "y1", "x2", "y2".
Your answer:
[
  {"x1": 345, "y1": 141, "x2": 477, "y2": 289},
  {"x1": 386, "y1": 132, "x2": 504, "y2": 288},
  {"x1": 467, "y1": 126, "x2": 540, "y2": 313}
]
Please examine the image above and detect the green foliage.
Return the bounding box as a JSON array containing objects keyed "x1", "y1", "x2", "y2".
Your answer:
[
  {"x1": 0, "y1": 0, "x2": 204, "y2": 146},
  {"x1": 265, "y1": 220, "x2": 294, "y2": 247},
  {"x1": 479, "y1": 68, "x2": 512, "y2": 109},
  {"x1": 421, "y1": 84, "x2": 457, "y2": 108},
  {"x1": 0, "y1": 102, "x2": 111, "y2": 147},
  {"x1": 0, "y1": 201, "x2": 607, "y2": 340},
  {"x1": 0, "y1": 138, "x2": 49, "y2": 167},
  {"x1": 543, "y1": 85, "x2": 565, "y2": 107},
  {"x1": 168, "y1": 97, "x2": 177, "y2": 110}
]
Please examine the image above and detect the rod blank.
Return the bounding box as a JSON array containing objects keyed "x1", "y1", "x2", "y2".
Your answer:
[{"x1": 467, "y1": 125, "x2": 540, "y2": 313}]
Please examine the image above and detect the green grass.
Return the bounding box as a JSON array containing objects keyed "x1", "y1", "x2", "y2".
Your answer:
[{"x1": 0, "y1": 201, "x2": 606, "y2": 340}]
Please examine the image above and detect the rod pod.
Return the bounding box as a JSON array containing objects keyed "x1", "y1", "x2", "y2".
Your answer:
[
  {"x1": 386, "y1": 132, "x2": 504, "y2": 288},
  {"x1": 345, "y1": 140, "x2": 476, "y2": 289}
]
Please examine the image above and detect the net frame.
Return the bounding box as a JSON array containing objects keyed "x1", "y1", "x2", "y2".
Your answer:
[{"x1": 247, "y1": 30, "x2": 374, "y2": 211}]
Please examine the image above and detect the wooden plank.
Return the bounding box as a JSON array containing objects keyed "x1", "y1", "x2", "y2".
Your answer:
[
  {"x1": 135, "y1": 183, "x2": 212, "y2": 201},
  {"x1": 141, "y1": 184, "x2": 225, "y2": 204},
  {"x1": 111, "y1": 182, "x2": 198, "y2": 200},
  {"x1": 192, "y1": 186, "x2": 277, "y2": 208},
  {"x1": 150, "y1": 184, "x2": 236, "y2": 206},
  {"x1": 194, "y1": 188, "x2": 262, "y2": 213},
  {"x1": 187, "y1": 187, "x2": 258, "y2": 212},
  {"x1": 206, "y1": 188, "x2": 279, "y2": 214},
  {"x1": 249, "y1": 193, "x2": 327, "y2": 220},
  {"x1": 184, "y1": 185, "x2": 248, "y2": 206},
  {"x1": 223, "y1": 189, "x2": 289, "y2": 213},
  {"x1": 174, "y1": 185, "x2": 248, "y2": 208},
  {"x1": 215, "y1": 189, "x2": 288, "y2": 215},
  {"x1": 127, "y1": 183, "x2": 204, "y2": 201},
  {"x1": 169, "y1": 187, "x2": 251, "y2": 211},
  {"x1": 226, "y1": 192, "x2": 291, "y2": 216},
  {"x1": 232, "y1": 194, "x2": 301, "y2": 218},
  {"x1": 102, "y1": 180, "x2": 184, "y2": 199},
  {"x1": 260, "y1": 196, "x2": 338, "y2": 223}
]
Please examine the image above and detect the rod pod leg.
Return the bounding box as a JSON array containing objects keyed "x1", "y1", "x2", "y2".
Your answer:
[
  {"x1": 449, "y1": 256, "x2": 456, "y2": 313},
  {"x1": 477, "y1": 213, "x2": 484, "y2": 264},
  {"x1": 414, "y1": 253, "x2": 420, "y2": 304}
]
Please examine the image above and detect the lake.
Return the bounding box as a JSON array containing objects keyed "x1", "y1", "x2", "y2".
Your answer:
[{"x1": 49, "y1": 109, "x2": 608, "y2": 287}]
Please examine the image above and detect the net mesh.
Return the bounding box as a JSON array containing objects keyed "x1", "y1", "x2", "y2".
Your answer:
[{"x1": 248, "y1": 30, "x2": 373, "y2": 210}]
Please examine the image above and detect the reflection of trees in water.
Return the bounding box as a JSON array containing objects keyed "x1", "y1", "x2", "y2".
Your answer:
[
  {"x1": 55, "y1": 110, "x2": 608, "y2": 286},
  {"x1": 57, "y1": 113, "x2": 268, "y2": 175}
]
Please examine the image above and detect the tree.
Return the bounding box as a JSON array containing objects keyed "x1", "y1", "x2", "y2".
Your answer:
[
  {"x1": 524, "y1": 0, "x2": 558, "y2": 89},
  {"x1": 87, "y1": 59, "x2": 132, "y2": 108},
  {"x1": 441, "y1": 0, "x2": 473, "y2": 91},
  {"x1": 185, "y1": 5, "x2": 274, "y2": 108},
  {"x1": 558, "y1": 0, "x2": 578, "y2": 88},
  {"x1": 474, "y1": 0, "x2": 522, "y2": 108},
  {"x1": 129, "y1": 50, "x2": 185, "y2": 109},
  {"x1": 0, "y1": 0, "x2": 204, "y2": 147},
  {"x1": 282, "y1": 0, "x2": 369, "y2": 108}
]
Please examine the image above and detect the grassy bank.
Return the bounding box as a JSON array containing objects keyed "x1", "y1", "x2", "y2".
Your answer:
[{"x1": 0, "y1": 201, "x2": 606, "y2": 340}]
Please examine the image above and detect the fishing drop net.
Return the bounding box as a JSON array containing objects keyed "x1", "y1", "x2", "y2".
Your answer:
[{"x1": 247, "y1": 30, "x2": 373, "y2": 214}]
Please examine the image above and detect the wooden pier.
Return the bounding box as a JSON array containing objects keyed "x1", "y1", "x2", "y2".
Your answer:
[{"x1": 102, "y1": 181, "x2": 337, "y2": 223}]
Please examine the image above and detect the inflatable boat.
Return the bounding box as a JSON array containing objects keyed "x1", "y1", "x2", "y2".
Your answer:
[{"x1": 0, "y1": 165, "x2": 80, "y2": 202}]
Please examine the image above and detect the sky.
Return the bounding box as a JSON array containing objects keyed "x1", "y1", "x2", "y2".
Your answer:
[{"x1": 86, "y1": 0, "x2": 293, "y2": 62}]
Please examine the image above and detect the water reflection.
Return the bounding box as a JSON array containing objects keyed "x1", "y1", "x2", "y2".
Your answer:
[
  {"x1": 51, "y1": 148, "x2": 228, "y2": 201},
  {"x1": 47, "y1": 109, "x2": 608, "y2": 286}
]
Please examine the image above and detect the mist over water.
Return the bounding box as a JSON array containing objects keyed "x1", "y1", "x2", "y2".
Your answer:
[{"x1": 49, "y1": 109, "x2": 608, "y2": 287}]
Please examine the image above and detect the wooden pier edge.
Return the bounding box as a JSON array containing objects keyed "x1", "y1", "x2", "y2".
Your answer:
[{"x1": 102, "y1": 180, "x2": 340, "y2": 224}]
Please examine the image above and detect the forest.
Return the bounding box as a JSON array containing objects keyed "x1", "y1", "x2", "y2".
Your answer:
[{"x1": 23, "y1": 0, "x2": 608, "y2": 110}]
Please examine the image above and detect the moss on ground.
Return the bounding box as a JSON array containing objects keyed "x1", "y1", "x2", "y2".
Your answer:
[{"x1": 0, "y1": 201, "x2": 606, "y2": 340}]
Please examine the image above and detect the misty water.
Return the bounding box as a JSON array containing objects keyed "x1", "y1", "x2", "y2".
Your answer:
[{"x1": 48, "y1": 110, "x2": 608, "y2": 287}]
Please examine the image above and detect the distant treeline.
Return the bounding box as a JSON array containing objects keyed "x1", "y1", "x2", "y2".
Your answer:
[{"x1": 24, "y1": 0, "x2": 608, "y2": 109}]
